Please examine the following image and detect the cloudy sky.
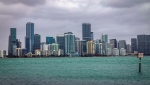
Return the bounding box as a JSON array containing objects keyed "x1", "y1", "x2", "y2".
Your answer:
[{"x1": 0, "y1": 0, "x2": 150, "y2": 51}]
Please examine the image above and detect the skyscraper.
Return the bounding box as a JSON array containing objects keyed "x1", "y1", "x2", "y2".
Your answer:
[
  {"x1": 126, "y1": 44, "x2": 131, "y2": 53},
  {"x1": 56, "y1": 34, "x2": 65, "y2": 53},
  {"x1": 82, "y1": 23, "x2": 91, "y2": 41},
  {"x1": 110, "y1": 39, "x2": 117, "y2": 48},
  {"x1": 46, "y1": 37, "x2": 55, "y2": 44},
  {"x1": 64, "y1": 32, "x2": 75, "y2": 55},
  {"x1": 8, "y1": 28, "x2": 17, "y2": 55},
  {"x1": 34, "y1": 34, "x2": 41, "y2": 51},
  {"x1": 86, "y1": 40, "x2": 95, "y2": 55},
  {"x1": 137, "y1": 35, "x2": 150, "y2": 55},
  {"x1": 25, "y1": 22, "x2": 34, "y2": 53},
  {"x1": 75, "y1": 40, "x2": 86, "y2": 55},
  {"x1": 16, "y1": 39, "x2": 21, "y2": 48},
  {"x1": 131, "y1": 38, "x2": 137, "y2": 53},
  {"x1": 118, "y1": 40, "x2": 126, "y2": 50},
  {"x1": 101, "y1": 34, "x2": 108, "y2": 55}
]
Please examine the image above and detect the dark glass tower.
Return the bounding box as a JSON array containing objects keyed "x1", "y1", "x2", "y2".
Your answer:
[
  {"x1": 82, "y1": 23, "x2": 91, "y2": 41},
  {"x1": 16, "y1": 39, "x2": 21, "y2": 48},
  {"x1": 110, "y1": 39, "x2": 117, "y2": 48},
  {"x1": 131, "y1": 38, "x2": 137, "y2": 53},
  {"x1": 34, "y1": 34, "x2": 41, "y2": 51},
  {"x1": 25, "y1": 22, "x2": 34, "y2": 53},
  {"x1": 137, "y1": 35, "x2": 150, "y2": 55},
  {"x1": 46, "y1": 37, "x2": 55, "y2": 44},
  {"x1": 8, "y1": 28, "x2": 17, "y2": 55},
  {"x1": 56, "y1": 34, "x2": 65, "y2": 54},
  {"x1": 118, "y1": 40, "x2": 126, "y2": 49}
]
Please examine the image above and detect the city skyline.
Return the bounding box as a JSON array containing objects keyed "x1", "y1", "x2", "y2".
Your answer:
[{"x1": 0, "y1": 0, "x2": 150, "y2": 51}]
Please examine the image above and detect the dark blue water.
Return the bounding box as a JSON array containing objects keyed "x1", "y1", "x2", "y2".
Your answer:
[{"x1": 0, "y1": 56, "x2": 150, "y2": 85}]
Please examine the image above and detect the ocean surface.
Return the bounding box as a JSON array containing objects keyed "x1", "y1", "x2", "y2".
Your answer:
[{"x1": 0, "y1": 56, "x2": 150, "y2": 85}]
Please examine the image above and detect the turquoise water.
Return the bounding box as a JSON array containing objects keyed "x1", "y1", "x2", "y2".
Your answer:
[{"x1": 0, "y1": 56, "x2": 150, "y2": 85}]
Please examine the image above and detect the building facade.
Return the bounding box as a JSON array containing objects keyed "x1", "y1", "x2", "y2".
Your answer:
[
  {"x1": 131, "y1": 38, "x2": 137, "y2": 53},
  {"x1": 82, "y1": 23, "x2": 91, "y2": 41},
  {"x1": 56, "y1": 34, "x2": 65, "y2": 54},
  {"x1": 64, "y1": 32, "x2": 75, "y2": 55},
  {"x1": 46, "y1": 37, "x2": 55, "y2": 44},
  {"x1": 126, "y1": 44, "x2": 131, "y2": 53},
  {"x1": 25, "y1": 22, "x2": 34, "y2": 53},
  {"x1": 0, "y1": 50, "x2": 6, "y2": 58},
  {"x1": 16, "y1": 39, "x2": 21, "y2": 48},
  {"x1": 137, "y1": 35, "x2": 150, "y2": 55},
  {"x1": 8, "y1": 28, "x2": 17, "y2": 55},
  {"x1": 34, "y1": 34, "x2": 41, "y2": 51},
  {"x1": 75, "y1": 40, "x2": 86, "y2": 55},
  {"x1": 86, "y1": 41, "x2": 95, "y2": 55},
  {"x1": 110, "y1": 39, "x2": 117, "y2": 49},
  {"x1": 101, "y1": 34, "x2": 108, "y2": 55},
  {"x1": 118, "y1": 40, "x2": 126, "y2": 50}
]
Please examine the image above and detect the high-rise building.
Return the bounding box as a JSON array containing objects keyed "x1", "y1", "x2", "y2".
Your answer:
[
  {"x1": 56, "y1": 34, "x2": 65, "y2": 53},
  {"x1": 75, "y1": 40, "x2": 86, "y2": 55},
  {"x1": 110, "y1": 39, "x2": 117, "y2": 48},
  {"x1": 46, "y1": 37, "x2": 55, "y2": 44},
  {"x1": 101, "y1": 34, "x2": 108, "y2": 55},
  {"x1": 86, "y1": 40, "x2": 95, "y2": 55},
  {"x1": 51, "y1": 43, "x2": 59, "y2": 51},
  {"x1": 25, "y1": 22, "x2": 34, "y2": 53},
  {"x1": 40, "y1": 42, "x2": 48, "y2": 56},
  {"x1": 131, "y1": 38, "x2": 137, "y2": 53},
  {"x1": 118, "y1": 40, "x2": 126, "y2": 50},
  {"x1": 34, "y1": 34, "x2": 41, "y2": 51},
  {"x1": 126, "y1": 44, "x2": 131, "y2": 53},
  {"x1": 95, "y1": 43, "x2": 102, "y2": 55},
  {"x1": 8, "y1": 28, "x2": 17, "y2": 55},
  {"x1": 64, "y1": 32, "x2": 75, "y2": 55},
  {"x1": 137, "y1": 35, "x2": 150, "y2": 55},
  {"x1": 16, "y1": 39, "x2": 21, "y2": 48},
  {"x1": 82, "y1": 23, "x2": 91, "y2": 41}
]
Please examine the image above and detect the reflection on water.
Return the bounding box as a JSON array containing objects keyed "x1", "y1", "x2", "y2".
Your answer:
[{"x1": 0, "y1": 56, "x2": 150, "y2": 85}]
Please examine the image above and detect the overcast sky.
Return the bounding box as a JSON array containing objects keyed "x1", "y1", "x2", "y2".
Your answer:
[{"x1": 0, "y1": 0, "x2": 150, "y2": 51}]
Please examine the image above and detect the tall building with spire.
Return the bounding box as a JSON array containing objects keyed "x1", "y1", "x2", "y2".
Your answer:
[{"x1": 25, "y1": 22, "x2": 34, "y2": 53}]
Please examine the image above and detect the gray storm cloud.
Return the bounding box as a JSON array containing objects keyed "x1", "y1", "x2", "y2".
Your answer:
[
  {"x1": 0, "y1": 0, "x2": 150, "y2": 51},
  {"x1": 0, "y1": 0, "x2": 46, "y2": 6},
  {"x1": 100, "y1": 0, "x2": 150, "y2": 8}
]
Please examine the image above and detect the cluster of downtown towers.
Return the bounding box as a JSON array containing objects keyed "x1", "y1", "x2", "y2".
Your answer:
[{"x1": 8, "y1": 22, "x2": 150, "y2": 57}]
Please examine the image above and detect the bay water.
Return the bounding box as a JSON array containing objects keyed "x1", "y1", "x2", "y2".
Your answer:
[{"x1": 0, "y1": 56, "x2": 150, "y2": 85}]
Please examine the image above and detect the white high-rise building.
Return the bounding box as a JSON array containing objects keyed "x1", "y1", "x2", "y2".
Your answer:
[{"x1": 40, "y1": 42, "x2": 48, "y2": 56}]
